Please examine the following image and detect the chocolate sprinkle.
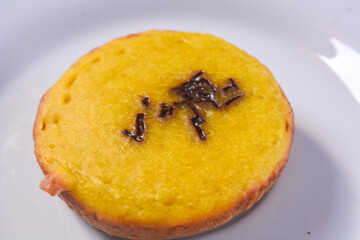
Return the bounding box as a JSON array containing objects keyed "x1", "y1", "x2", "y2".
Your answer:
[
  {"x1": 172, "y1": 70, "x2": 221, "y2": 108},
  {"x1": 124, "y1": 70, "x2": 244, "y2": 142},
  {"x1": 159, "y1": 103, "x2": 174, "y2": 117},
  {"x1": 142, "y1": 96, "x2": 150, "y2": 106},
  {"x1": 170, "y1": 71, "x2": 244, "y2": 140},
  {"x1": 123, "y1": 113, "x2": 146, "y2": 142},
  {"x1": 224, "y1": 93, "x2": 244, "y2": 106},
  {"x1": 191, "y1": 115, "x2": 206, "y2": 140},
  {"x1": 222, "y1": 78, "x2": 239, "y2": 92}
]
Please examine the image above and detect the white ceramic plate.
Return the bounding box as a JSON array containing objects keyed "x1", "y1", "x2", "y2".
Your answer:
[{"x1": 1, "y1": 0, "x2": 360, "y2": 239}]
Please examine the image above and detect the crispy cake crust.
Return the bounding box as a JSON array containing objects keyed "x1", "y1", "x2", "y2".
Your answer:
[{"x1": 33, "y1": 32, "x2": 294, "y2": 240}]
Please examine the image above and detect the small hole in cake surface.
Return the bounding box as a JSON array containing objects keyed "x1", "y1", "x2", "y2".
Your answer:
[
  {"x1": 41, "y1": 120, "x2": 46, "y2": 130},
  {"x1": 176, "y1": 38, "x2": 191, "y2": 44},
  {"x1": 91, "y1": 56, "x2": 100, "y2": 63},
  {"x1": 162, "y1": 197, "x2": 177, "y2": 206},
  {"x1": 117, "y1": 48, "x2": 125, "y2": 54},
  {"x1": 66, "y1": 73, "x2": 77, "y2": 88},
  {"x1": 52, "y1": 115, "x2": 59, "y2": 124},
  {"x1": 103, "y1": 178, "x2": 112, "y2": 184},
  {"x1": 285, "y1": 120, "x2": 289, "y2": 131},
  {"x1": 62, "y1": 93, "x2": 71, "y2": 104},
  {"x1": 49, "y1": 144, "x2": 55, "y2": 149}
]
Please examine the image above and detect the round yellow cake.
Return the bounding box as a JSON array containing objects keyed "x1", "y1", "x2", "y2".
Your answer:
[{"x1": 33, "y1": 30, "x2": 294, "y2": 239}]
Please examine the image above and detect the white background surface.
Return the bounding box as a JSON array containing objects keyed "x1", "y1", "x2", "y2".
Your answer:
[{"x1": 1, "y1": 0, "x2": 360, "y2": 239}]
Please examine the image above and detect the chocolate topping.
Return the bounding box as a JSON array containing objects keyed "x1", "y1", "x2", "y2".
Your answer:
[
  {"x1": 159, "y1": 103, "x2": 174, "y2": 118},
  {"x1": 224, "y1": 93, "x2": 244, "y2": 106},
  {"x1": 172, "y1": 71, "x2": 221, "y2": 108},
  {"x1": 123, "y1": 70, "x2": 244, "y2": 142},
  {"x1": 170, "y1": 71, "x2": 244, "y2": 140},
  {"x1": 123, "y1": 113, "x2": 146, "y2": 142},
  {"x1": 222, "y1": 78, "x2": 239, "y2": 92},
  {"x1": 142, "y1": 96, "x2": 150, "y2": 107},
  {"x1": 191, "y1": 115, "x2": 206, "y2": 140}
]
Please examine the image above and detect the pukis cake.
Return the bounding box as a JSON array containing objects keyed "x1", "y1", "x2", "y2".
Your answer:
[{"x1": 33, "y1": 30, "x2": 294, "y2": 239}]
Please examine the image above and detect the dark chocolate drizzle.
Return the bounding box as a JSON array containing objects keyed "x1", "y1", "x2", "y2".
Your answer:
[{"x1": 123, "y1": 113, "x2": 146, "y2": 142}]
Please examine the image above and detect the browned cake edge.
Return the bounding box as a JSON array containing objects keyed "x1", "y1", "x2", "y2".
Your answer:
[{"x1": 33, "y1": 32, "x2": 295, "y2": 240}]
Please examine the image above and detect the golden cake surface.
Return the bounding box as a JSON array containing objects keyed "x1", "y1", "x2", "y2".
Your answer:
[{"x1": 34, "y1": 30, "x2": 294, "y2": 239}]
